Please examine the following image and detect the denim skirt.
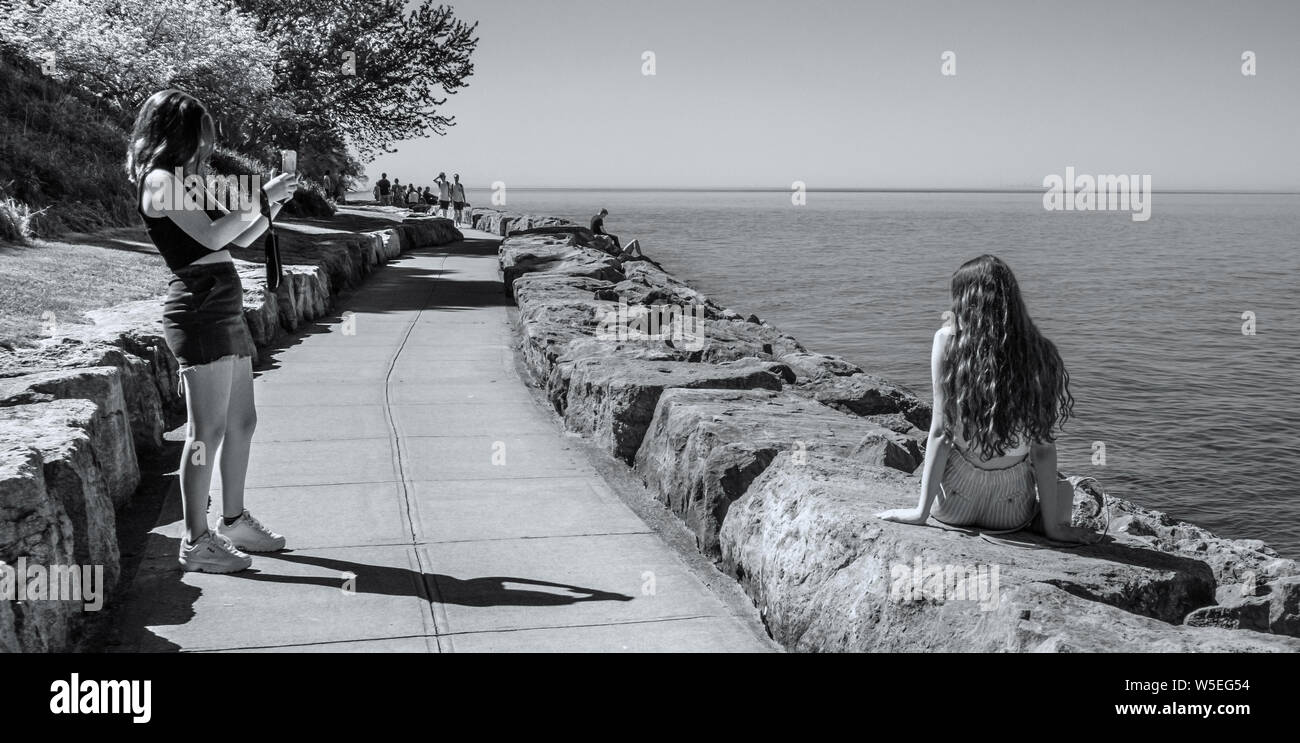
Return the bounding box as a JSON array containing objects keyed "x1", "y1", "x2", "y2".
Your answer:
[{"x1": 163, "y1": 261, "x2": 256, "y2": 367}]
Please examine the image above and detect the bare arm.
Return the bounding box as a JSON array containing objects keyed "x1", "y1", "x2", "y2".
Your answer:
[
  {"x1": 877, "y1": 326, "x2": 951, "y2": 524},
  {"x1": 227, "y1": 201, "x2": 283, "y2": 248},
  {"x1": 143, "y1": 170, "x2": 297, "y2": 250},
  {"x1": 1032, "y1": 441, "x2": 1100, "y2": 543},
  {"x1": 199, "y1": 173, "x2": 297, "y2": 247},
  {"x1": 142, "y1": 170, "x2": 260, "y2": 251}
]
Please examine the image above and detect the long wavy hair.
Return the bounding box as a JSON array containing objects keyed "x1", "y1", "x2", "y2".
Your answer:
[
  {"x1": 941, "y1": 255, "x2": 1074, "y2": 458},
  {"x1": 125, "y1": 90, "x2": 215, "y2": 185}
]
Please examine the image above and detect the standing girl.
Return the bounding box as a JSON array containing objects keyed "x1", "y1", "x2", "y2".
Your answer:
[{"x1": 127, "y1": 89, "x2": 298, "y2": 572}]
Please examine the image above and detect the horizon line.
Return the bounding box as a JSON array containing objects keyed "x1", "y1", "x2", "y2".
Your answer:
[{"x1": 356, "y1": 185, "x2": 1300, "y2": 195}]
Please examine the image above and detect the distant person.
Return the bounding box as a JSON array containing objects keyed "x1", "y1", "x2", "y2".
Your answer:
[
  {"x1": 876, "y1": 255, "x2": 1099, "y2": 544},
  {"x1": 422, "y1": 186, "x2": 435, "y2": 205},
  {"x1": 391, "y1": 178, "x2": 402, "y2": 206},
  {"x1": 127, "y1": 89, "x2": 294, "y2": 573},
  {"x1": 450, "y1": 173, "x2": 467, "y2": 225},
  {"x1": 590, "y1": 208, "x2": 620, "y2": 250},
  {"x1": 322, "y1": 170, "x2": 333, "y2": 200},
  {"x1": 376, "y1": 173, "x2": 391, "y2": 205},
  {"x1": 407, "y1": 185, "x2": 420, "y2": 206},
  {"x1": 435, "y1": 172, "x2": 451, "y2": 218}
]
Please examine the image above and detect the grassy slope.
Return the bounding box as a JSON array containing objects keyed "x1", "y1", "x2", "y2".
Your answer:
[
  {"x1": 0, "y1": 51, "x2": 139, "y2": 236},
  {"x1": 0, "y1": 229, "x2": 172, "y2": 348}
]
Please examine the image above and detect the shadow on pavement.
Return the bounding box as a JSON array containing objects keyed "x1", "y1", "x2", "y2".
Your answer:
[{"x1": 246, "y1": 551, "x2": 635, "y2": 607}]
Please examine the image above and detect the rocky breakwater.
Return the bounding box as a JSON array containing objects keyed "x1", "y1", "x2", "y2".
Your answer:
[
  {"x1": 0, "y1": 215, "x2": 462, "y2": 652},
  {"x1": 471, "y1": 208, "x2": 574, "y2": 238},
  {"x1": 499, "y1": 220, "x2": 1300, "y2": 652}
]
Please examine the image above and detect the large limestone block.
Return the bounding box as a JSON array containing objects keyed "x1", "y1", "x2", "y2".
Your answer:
[
  {"x1": 0, "y1": 444, "x2": 78, "y2": 652},
  {"x1": 0, "y1": 401, "x2": 121, "y2": 591},
  {"x1": 499, "y1": 234, "x2": 625, "y2": 296},
  {"x1": 0, "y1": 367, "x2": 139, "y2": 506},
  {"x1": 719, "y1": 452, "x2": 1299, "y2": 652},
  {"x1": 563, "y1": 356, "x2": 791, "y2": 462},
  {"x1": 634, "y1": 388, "x2": 921, "y2": 558},
  {"x1": 780, "y1": 351, "x2": 932, "y2": 430}
]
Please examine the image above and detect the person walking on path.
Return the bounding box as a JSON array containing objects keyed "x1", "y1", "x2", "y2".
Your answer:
[
  {"x1": 334, "y1": 173, "x2": 347, "y2": 204},
  {"x1": 435, "y1": 172, "x2": 451, "y2": 218},
  {"x1": 127, "y1": 89, "x2": 293, "y2": 573},
  {"x1": 450, "y1": 173, "x2": 467, "y2": 226},
  {"x1": 591, "y1": 208, "x2": 620, "y2": 250}
]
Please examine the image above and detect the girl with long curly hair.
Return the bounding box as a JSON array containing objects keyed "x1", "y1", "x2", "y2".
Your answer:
[{"x1": 877, "y1": 255, "x2": 1097, "y2": 544}]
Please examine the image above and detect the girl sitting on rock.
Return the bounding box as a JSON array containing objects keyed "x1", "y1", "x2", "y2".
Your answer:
[{"x1": 877, "y1": 254, "x2": 1098, "y2": 544}]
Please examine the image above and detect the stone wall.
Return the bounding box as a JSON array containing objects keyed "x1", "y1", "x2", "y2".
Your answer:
[
  {"x1": 498, "y1": 222, "x2": 1300, "y2": 652},
  {"x1": 0, "y1": 215, "x2": 462, "y2": 652},
  {"x1": 470, "y1": 208, "x2": 576, "y2": 238}
]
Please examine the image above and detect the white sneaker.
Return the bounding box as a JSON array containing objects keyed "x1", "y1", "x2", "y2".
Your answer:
[
  {"x1": 217, "y1": 510, "x2": 286, "y2": 552},
  {"x1": 179, "y1": 531, "x2": 252, "y2": 573}
]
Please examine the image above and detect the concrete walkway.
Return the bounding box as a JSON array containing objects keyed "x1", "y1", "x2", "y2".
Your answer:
[{"x1": 109, "y1": 229, "x2": 773, "y2": 652}]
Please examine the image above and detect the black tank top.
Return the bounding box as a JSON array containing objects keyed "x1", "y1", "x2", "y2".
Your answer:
[{"x1": 136, "y1": 174, "x2": 227, "y2": 272}]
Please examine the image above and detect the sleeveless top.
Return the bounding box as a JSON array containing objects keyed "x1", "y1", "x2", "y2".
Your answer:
[{"x1": 136, "y1": 174, "x2": 226, "y2": 272}]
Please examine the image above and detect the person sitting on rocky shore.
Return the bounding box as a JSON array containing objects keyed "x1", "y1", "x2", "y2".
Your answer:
[
  {"x1": 590, "y1": 208, "x2": 620, "y2": 250},
  {"x1": 876, "y1": 254, "x2": 1099, "y2": 544}
]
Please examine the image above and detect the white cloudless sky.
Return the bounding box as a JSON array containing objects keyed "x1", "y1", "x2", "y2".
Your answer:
[{"x1": 361, "y1": 0, "x2": 1299, "y2": 190}]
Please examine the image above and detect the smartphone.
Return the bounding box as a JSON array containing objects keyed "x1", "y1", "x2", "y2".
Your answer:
[{"x1": 280, "y1": 149, "x2": 298, "y2": 175}]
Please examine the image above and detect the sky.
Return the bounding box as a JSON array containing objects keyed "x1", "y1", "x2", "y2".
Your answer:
[{"x1": 363, "y1": 0, "x2": 1300, "y2": 191}]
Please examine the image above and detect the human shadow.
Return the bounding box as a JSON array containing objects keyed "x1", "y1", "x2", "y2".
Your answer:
[
  {"x1": 238, "y1": 550, "x2": 636, "y2": 607},
  {"x1": 93, "y1": 444, "x2": 196, "y2": 653}
]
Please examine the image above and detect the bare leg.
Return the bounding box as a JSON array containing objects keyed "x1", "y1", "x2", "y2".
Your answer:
[
  {"x1": 178, "y1": 357, "x2": 235, "y2": 542},
  {"x1": 218, "y1": 356, "x2": 257, "y2": 520}
]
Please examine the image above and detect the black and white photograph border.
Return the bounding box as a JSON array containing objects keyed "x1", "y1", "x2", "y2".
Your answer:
[{"x1": 0, "y1": 0, "x2": 1297, "y2": 715}]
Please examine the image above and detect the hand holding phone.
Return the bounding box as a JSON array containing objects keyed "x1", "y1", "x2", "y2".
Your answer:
[{"x1": 263, "y1": 172, "x2": 300, "y2": 204}]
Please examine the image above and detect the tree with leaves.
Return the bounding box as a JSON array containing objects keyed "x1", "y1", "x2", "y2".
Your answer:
[
  {"x1": 0, "y1": 0, "x2": 282, "y2": 136},
  {"x1": 231, "y1": 0, "x2": 478, "y2": 160}
]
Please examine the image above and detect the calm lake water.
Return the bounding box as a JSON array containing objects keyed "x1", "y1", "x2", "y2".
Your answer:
[{"x1": 404, "y1": 188, "x2": 1300, "y2": 557}]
